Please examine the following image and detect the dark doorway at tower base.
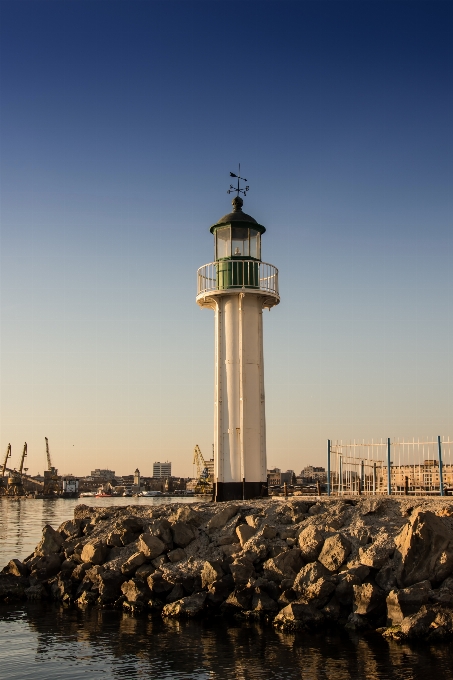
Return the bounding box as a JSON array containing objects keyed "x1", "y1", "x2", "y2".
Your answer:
[{"x1": 214, "y1": 481, "x2": 268, "y2": 502}]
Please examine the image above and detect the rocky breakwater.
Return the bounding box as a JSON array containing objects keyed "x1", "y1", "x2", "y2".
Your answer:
[{"x1": 1, "y1": 497, "x2": 453, "y2": 643}]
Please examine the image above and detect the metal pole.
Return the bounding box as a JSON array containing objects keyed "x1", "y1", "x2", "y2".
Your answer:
[
  {"x1": 327, "y1": 440, "x2": 331, "y2": 496},
  {"x1": 438, "y1": 436, "x2": 445, "y2": 497},
  {"x1": 373, "y1": 462, "x2": 376, "y2": 494},
  {"x1": 387, "y1": 438, "x2": 392, "y2": 495},
  {"x1": 361, "y1": 460, "x2": 365, "y2": 494},
  {"x1": 339, "y1": 456, "x2": 343, "y2": 495}
]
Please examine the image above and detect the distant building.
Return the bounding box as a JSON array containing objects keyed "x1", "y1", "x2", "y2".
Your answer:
[
  {"x1": 153, "y1": 461, "x2": 171, "y2": 478},
  {"x1": 267, "y1": 467, "x2": 281, "y2": 486},
  {"x1": 281, "y1": 470, "x2": 296, "y2": 485},
  {"x1": 90, "y1": 469, "x2": 116, "y2": 480},
  {"x1": 300, "y1": 466, "x2": 326, "y2": 480}
]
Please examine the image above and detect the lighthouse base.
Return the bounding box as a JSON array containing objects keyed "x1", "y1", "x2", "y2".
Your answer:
[{"x1": 214, "y1": 481, "x2": 268, "y2": 502}]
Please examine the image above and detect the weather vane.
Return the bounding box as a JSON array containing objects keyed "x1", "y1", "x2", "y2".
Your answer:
[{"x1": 227, "y1": 164, "x2": 249, "y2": 197}]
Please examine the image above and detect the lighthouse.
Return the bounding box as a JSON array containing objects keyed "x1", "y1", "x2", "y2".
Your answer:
[{"x1": 196, "y1": 176, "x2": 280, "y2": 501}]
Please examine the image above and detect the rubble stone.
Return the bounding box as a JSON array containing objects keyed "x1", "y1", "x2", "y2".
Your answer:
[
  {"x1": 386, "y1": 580, "x2": 432, "y2": 625},
  {"x1": 298, "y1": 525, "x2": 324, "y2": 562},
  {"x1": 318, "y1": 533, "x2": 351, "y2": 572},
  {"x1": 394, "y1": 509, "x2": 453, "y2": 587}
]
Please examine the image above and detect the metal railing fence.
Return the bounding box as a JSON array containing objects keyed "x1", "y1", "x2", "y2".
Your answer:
[
  {"x1": 197, "y1": 260, "x2": 279, "y2": 297},
  {"x1": 327, "y1": 437, "x2": 453, "y2": 496}
]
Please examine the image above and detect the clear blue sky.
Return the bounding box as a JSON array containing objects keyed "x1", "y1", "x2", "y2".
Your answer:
[{"x1": 1, "y1": 0, "x2": 452, "y2": 477}]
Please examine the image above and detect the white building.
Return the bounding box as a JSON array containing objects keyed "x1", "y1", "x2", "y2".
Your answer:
[
  {"x1": 196, "y1": 194, "x2": 280, "y2": 501},
  {"x1": 153, "y1": 461, "x2": 172, "y2": 478}
]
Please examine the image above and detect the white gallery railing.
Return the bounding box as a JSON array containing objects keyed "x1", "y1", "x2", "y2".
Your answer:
[{"x1": 197, "y1": 260, "x2": 279, "y2": 297}]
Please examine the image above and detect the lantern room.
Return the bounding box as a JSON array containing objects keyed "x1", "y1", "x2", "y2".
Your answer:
[{"x1": 210, "y1": 196, "x2": 266, "y2": 262}]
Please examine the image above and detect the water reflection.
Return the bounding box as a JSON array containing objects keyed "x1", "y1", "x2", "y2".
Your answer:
[{"x1": 1, "y1": 603, "x2": 452, "y2": 680}]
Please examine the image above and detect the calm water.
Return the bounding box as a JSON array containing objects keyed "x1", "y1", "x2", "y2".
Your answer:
[{"x1": 1, "y1": 498, "x2": 453, "y2": 679}]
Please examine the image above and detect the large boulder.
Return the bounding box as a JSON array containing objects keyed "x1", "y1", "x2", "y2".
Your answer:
[
  {"x1": 230, "y1": 558, "x2": 255, "y2": 586},
  {"x1": 358, "y1": 534, "x2": 394, "y2": 570},
  {"x1": 394, "y1": 510, "x2": 453, "y2": 587},
  {"x1": 4, "y1": 559, "x2": 29, "y2": 578},
  {"x1": 162, "y1": 592, "x2": 207, "y2": 618},
  {"x1": 263, "y1": 549, "x2": 302, "y2": 583},
  {"x1": 121, "y1": 578, "x2": 149, "y2": 603},
  {"x1": 206, "y1": 505, "x2": 239, "y2": 532},
  {"x1": 236, "y1": 524, "x2": 256, "y2": 547},
  {"x1": 58, "y1": 519, "x2": 82, "y2": 539},
  {"x1": 335, "y1": 573, "x2": 362, "y2": 606},
  {"x1": 303, "y1": 577, "x2": 336, "y2": 608},
  {"x1": 138, "y1": 533, "x2": 166, "y2": 559},
  {"x1": 352, "y1": 582, "x2": 385, "y2": 616},
  {"x1": 274, "y1": 602, "x2": 324, "y2": 630},
  {"x1": 29, "y1": 553, "x2": 62, "y2": 580},
  {"x1": 298, "y1": 525, "x2": 324, "y2": 562},
  {"x1": 0, "y1": 573, "x2": 29, "y2": 601},
  {"x1": 201, "y1": 561, "x2": 224, "y2": 588},
  {"x1": 35, "y1": 525, "x2": 64, "y2": 556},
  {"x1": 171, "y1": 521, "x2": 196, "y2": 548},
  {"x1": 98, "y1": 570, "x2": 125, "y2": 603},
  {"x1": 386, "y1": 580, "x2": 432, "y2": 625},
  {"x1": 293, "y1": 561, "x2": 329, "y2": 593},
  {"x1": 121, "y1": 551, "x2": 146, "y2": 575},
  {"x1": 318, "y1": 533, "x2": 351, "y2": 572},
  {"x1": 251, "y1": 590, "x2": 279, "y2": 613},
  {"x1": 81, "y1": 541, "x2": 108, "y2": 565},
  {"x1": 221, "y1": 586, "x2": 253, "y2": 612}
]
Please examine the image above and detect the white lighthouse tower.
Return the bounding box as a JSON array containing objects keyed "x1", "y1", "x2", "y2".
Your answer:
[{"x1": 196, "y1": 179, "x2": 280, "y2": 501}]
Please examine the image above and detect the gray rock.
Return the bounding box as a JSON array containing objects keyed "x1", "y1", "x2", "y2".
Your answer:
[
  {"x1": 375, "y1": 563, "x2": 398, "y2": 593},
  {"x1": 304, "y1": 577, "x2": 336, "y2": 608},
  {"x1": 81, "y1": 541, "x2": 108, "y2": 565},
  {"x1": 207, "y1": 505, "x2": 239, "y2": 532},
  {"x1": 318, "y1": 533, "x2": 351, "y2": 572},
  {"x1": 400, "y1": 604, "x2": 437, "y2": 638},
  {"x1": 359, "y1": 535, "x2": 394, "y2": 570},
  {"x1": 201, "y1": 561, "x2": 224, "y2": 588},
  {"x1": 293, "y1": 562, "x2": 329, "y2": 593},
  {"x1": 236, "y1": 524, "x2": 256, "y2": 547},
  {"x1": 162, "y1": 592, "x2": 207, "y2": 617},
  {"x1": 335, "y1": 573, "x2": 362, "y2": 606},
  {"x1": 171, "y1": 521, "x2": 196, "y2": 548},
  {"x1": 274, "y1": 601, "x2": 324, "y2": 630},
  {"x1": 135, "y1": 563, "x2": 156, "y2": 581},
  {"x1": 167, "y1": 548, "x2": 186, "y2": 563},
  {"x1": 251, "y1": 590, "x2": 279, "y2": 613},
  {"x1": 394, "y1": 509, "x2": 453, "y2": 587},
  {"x1": 353, "y1": 582, "x2": 385, "y2": 615},
  {"x1": 36, "y1": 525, "x2": 64, "y2": 556},
  {"x1": 261, "y1": 525, "x2": 278, "y2": 540},
  {"x1": 4, "y1": 559, "x2": 28, "y2": 578},
  {"x1": 230, "y1": 558, "x2": 255, "y2": 586},
  {"x1": 58, "y1": 519, "x2": 82, "y2": 539},
  {"x1": 386, "y1": 580, "x2": 432, "y2": 625},
  {"x1": 298, "y1": 525, "x2": 324, "y2": 562},
  {"x1": 221, "y1": 587, "x2": 253, "y2": 611},
  {"x1": 121, "y1": 578, "x2": 149, "y2": 603},
  {"x1": 263, "y1": 549, "x2": 302, "y2": 583},
  {"x1": 166, "y1": 584, "x2": 185, "y2": 603},
  {"x1": 138, "y1": 534, "x2": 166, "y2": 559},
  {"x1": 147, "y1": 573, "x2": 173, "y2": 595},
  {"x1": 25, "y1": 584, "x2": 46, "y2": 600},
  {"x1": 121, "y1": 551, "x2": 146, "y2": 574}
]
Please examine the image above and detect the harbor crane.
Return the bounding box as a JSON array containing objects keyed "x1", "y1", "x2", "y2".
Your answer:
[
  {"x1": 7, "y1": 443, "x2": 27, "y2": 496},
  {"x1": 0, "y1": 444, "x2": 12, "y2": 496},
  {"x1": 193, "y1": 445, "x2": 212, "y2": 495},
  {"x1": 43, "y1": 437, "x2": 59, "y2": 496}
]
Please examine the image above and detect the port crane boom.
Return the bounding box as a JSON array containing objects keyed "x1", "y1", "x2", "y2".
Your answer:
[
  {"x1": 192, "y1": 445, "x2": 212, "y2": 495},
  {"x1": 19, "y1": 442, "x2": 27, "y2": 475},
  {"x1": 1, "y1": 444, "x2": 11, "y2": 479}
]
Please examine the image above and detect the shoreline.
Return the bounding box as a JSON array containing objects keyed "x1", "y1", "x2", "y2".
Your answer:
[{"x1": 1, "y1": 496, "x2": 453, "y2": 643}]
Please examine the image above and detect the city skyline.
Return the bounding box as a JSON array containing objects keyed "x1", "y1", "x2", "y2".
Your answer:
[{"x1": 1, "y1": 1, "x2": 452, "y2": 477}]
